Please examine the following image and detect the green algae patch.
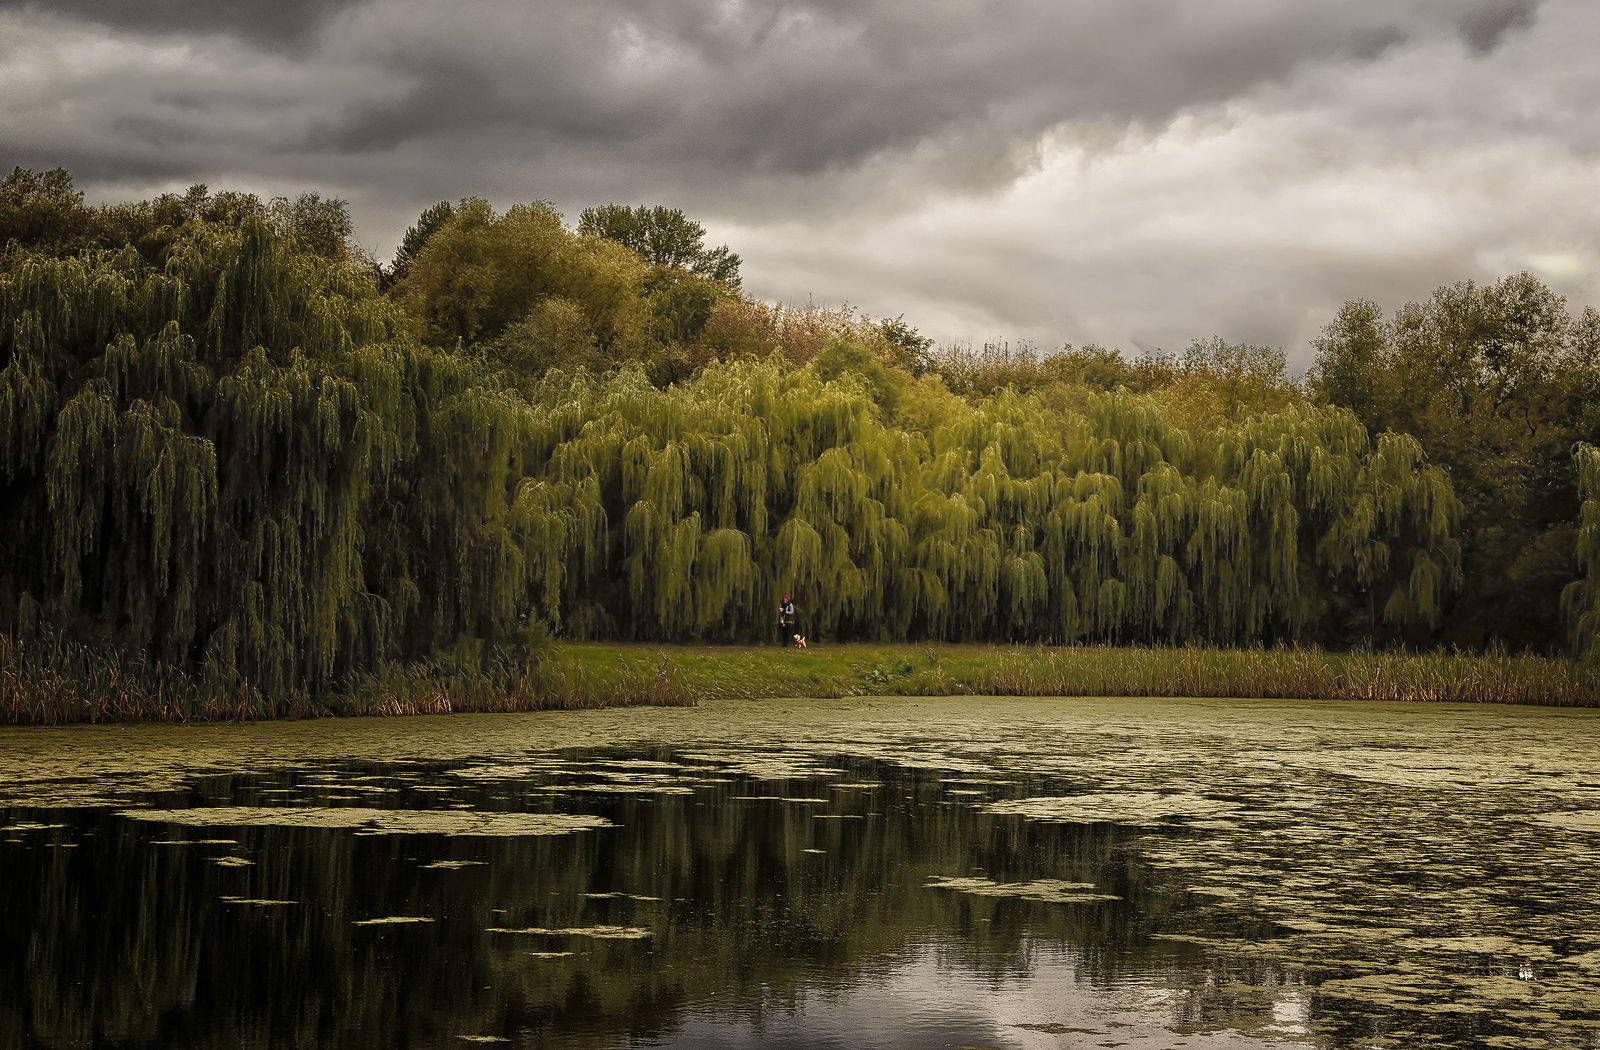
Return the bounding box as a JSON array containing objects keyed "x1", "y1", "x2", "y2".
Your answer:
[
  {"x1": 985, "y1": 792, "x2": 1232, "y2": 824},
  {"x1": 1398, "y1": 935, "x2": 1555, "y2": 957},
  {"x1": 1535, "y1": 811, "x2": 1600, "y2": 832},
  {"x1": 536, "y1": 781, "x2": 694, "y2": 795},
  {"x1": 119, "y1": 806, "x2": 614, "y2": 837},
  {"x1": 926, "y1": 875, "x2": 1121, "y2": 904},
  {"x1": 486, "y1": 925, "x2": 650, "y2": 940},
  {"x1": 220, "y1": 897, "x2": 296, "y2": 906}
]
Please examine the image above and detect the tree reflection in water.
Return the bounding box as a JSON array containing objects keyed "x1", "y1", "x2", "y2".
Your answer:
[{"x1": 0, "y1": 753, "x2": 1309, "y2": 1049}]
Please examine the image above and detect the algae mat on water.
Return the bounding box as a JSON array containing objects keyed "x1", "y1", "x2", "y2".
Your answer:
[
  {"x1": 6, "y1": 694, "x2": 1600, "y2": 1048},
  {"x1": 118, "y1": 806, "x2": 614, "y2": 836}
]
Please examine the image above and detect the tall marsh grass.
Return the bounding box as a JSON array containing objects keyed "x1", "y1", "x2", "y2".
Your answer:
[
  {"x1": 945, "y1": 645, "x2": 1596, "y2": 707},
  {"x1": 4, "y1": 632, "x2": 1593, "y2": 726},
  {"x1": 0, "y1": 630, "x2": 692, "y2": 725}
]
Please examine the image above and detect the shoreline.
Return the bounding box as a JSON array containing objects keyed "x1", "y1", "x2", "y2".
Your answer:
[{"x1": 4, "y1": 637, "x2": 1593, "y2": 726}]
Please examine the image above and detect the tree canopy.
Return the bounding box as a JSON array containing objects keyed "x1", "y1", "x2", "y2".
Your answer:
[
  {"x1": 5, "y1": 168, "x2": 1597, "y2": 702},
  {"x1": 578, "y1": 204, "x2": 742, "y2": 287},
  {"x1": 1312, "y1": 273, "x2": 1600, "y2": 649}
]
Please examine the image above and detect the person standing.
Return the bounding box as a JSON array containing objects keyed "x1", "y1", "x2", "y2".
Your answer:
[{"x1": 778, "y1": 593, "x2": 796, "y2": 645}]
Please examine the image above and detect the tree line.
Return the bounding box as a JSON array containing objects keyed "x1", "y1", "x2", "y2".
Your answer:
[{"x1": 0, "y1": 167, "x2": 1594, "y2": 700}]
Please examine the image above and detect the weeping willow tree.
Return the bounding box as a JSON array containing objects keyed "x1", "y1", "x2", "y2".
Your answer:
[
  {"x1": 0, "y1": 216, "x2": 546, "y2": 696},
  {"x1": 1, "y1": 184, "x2": 1471, "y2": 694},
  {"x1": 1564, "y1": 444, "x2": 1600, "y2": 667},
  {"x1": 506, "y1": 357, "x2": 1460, "y2": 646}
]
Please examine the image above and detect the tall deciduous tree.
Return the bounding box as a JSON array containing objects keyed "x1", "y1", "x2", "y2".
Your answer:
[
  {"x1": 1312, "y1": 273, "x2": 1600, "y2": 649},
  {"x1": 390, "y1": 200, "x2": 459, "y2": 282},
  {"x1": 578, "y1": 204, "x2": 742, "y2": 287}
]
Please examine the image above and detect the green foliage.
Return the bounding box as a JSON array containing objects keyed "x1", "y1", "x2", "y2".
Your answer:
[
  {"x1": 390, "y1": 199, "x2": 457, "y2": 281},
  {"x1": 399, "y1": 199, "x2": 651, "y2": 354},
  {"x1": 578, "y1": 203, "x2": 742, "y2": 287},
  {"x1": 1313, "y1": 273, "x2": 1600, "y2": 648},
  {"x1": 1564, "y1": 444, "x2": 1600, "y2": 667},
  {"x1": 0, "y1": 167, "x2": 92, "y2": 250},
  {"x1": 507, "y1": 359, "x2": 1457, "y2": 646},
  {"x1": 0, "y1": 209, "x2": 559, "y2": 698},
  {"x1": 268, "y1": 193, "x2": 355, "y2": 261},
  {"x1": 877, "y1": 316, "x2": 935, "y2": 375},
  {"x1": 0, "y1": 173, "x2": 1497, "y2": 717}
]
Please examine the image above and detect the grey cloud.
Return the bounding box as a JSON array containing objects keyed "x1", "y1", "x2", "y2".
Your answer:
[
  {"x1": 6, "y1": 1, "x2": 1557, "y2": 203},
  {"x1": 0, "y1": 0, "x2": 356, "y2": 48},
  {"x1": 301, "y1": 2, "x2": 1538, "y2": 182},
  {"x1": 3, "y1": 0, "x2": 1596, "y2": 361},
  {"x1": 1458, "y1": 0, "x2": 1541, "y2": 53}
]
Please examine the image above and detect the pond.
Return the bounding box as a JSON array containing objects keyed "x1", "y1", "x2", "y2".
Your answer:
[{"x1": 4, "y1": 695, "x2": 1600, "y2": 1049}]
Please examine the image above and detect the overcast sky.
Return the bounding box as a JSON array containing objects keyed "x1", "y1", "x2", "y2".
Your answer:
[{"x1": 4, "y1": 0, "x2": 1598, "y2": 366}]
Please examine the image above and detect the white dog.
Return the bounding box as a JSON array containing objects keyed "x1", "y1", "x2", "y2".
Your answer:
[{"x1": 792, "y1": 634, "x2": 807, "y2": 648}]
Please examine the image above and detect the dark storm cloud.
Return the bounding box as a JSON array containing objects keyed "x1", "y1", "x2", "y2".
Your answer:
[
  {"x1": 3, "y1": 0, "x2": 1558, "y2": 193},
  {"x1": 3, "y1": 0, "x2": 1595, "y2": 361},
  {"x1": 1458, "y1": 0, "x2": 1541, "y2": 53},
  {"x1": 312, "y1": 2, "x2": 1454, "y2": 176},
  {"x1": 0, "y1": 0, "x2": 355, "y2": 48}
]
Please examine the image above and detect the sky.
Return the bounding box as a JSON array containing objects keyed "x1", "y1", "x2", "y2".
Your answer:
[{"x1": 3, "y1": 0, "x2": 1599, "y2": 367}]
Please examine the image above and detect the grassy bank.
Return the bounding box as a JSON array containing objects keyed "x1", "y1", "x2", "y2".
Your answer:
[
  {"x1": 552, "y1": 642, "x2": 1597, "y2": 708},
  {"x1": 3, "y1": 632, "x2": 1594, "y2": 726}
]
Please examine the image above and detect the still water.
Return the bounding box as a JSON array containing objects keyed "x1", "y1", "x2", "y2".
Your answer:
[{"x1": 4, "y1": 695, "x2": 1600, "y2": 1049}]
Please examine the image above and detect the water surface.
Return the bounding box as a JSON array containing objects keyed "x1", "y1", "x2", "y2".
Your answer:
[{"x1": 4, "y1": 696, "x2": 1600, "y2": 1049}]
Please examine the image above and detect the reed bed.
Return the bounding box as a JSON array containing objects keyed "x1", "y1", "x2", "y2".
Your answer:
[
  {"x1": 944, "y1": 645, "x2": 1595, "y2": 706},
  {"x1": 4, "y1": 632, "x2": 1593, "y2": 726},
  {"x1": 0, "y1": 631, "x2": 692, "y2": 726},
  {"x1": 561, "y1": 642, "x2": 1599, "y2": 709}
]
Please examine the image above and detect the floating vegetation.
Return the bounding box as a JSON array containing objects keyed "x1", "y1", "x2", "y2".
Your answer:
[
  {"x1": 211, "y1": 857, "x2": 253, "y2": 868},
  {"x1": 6, "y1": 699, "x2": 1600, "y2": 1047},
  {"x1": 120, "y1": 806, "x2": 614, "y2": 837},
  {"x1": 540, "y1": 782, "x2": 694, "y2": 795},
  {"x1": 150, "y1": 839, "x2": 239, "y2": 846},
  {"x1": 353, "y1": 916, "x2": 435, "y2": 926},
  {"x1": 985, "y1": 792, "x2": 1232, "y2": 824},
  {"x1": 1534, "y1": 811, "x2": 1600, "y2": 833},
  {"x1": 926, "y1": 876, "x2": 1121, "y2": 904},
  {"x1": 421, "y1": 860, "x2": 488, "y2": 870},
  {"x1": 592, "y1": 760, "x2": 685, "y2": 771},
  {"x1": 220, "y1": 897, "x2": 296, "y2": 906},
  {"x1": 486, "y1": 926, "x2": 650, "y2": 940},
  {"x1": 447, "y1": 763, "x2": 569, "y2": 780},
  {"x1": 1397, "y1": 935, "x2": 1553, "y2": 957}
]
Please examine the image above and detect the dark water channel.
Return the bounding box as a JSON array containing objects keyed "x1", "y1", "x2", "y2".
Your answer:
[{"x1": 3, "y1": 696, "x2": 1600, "y2": 1049}]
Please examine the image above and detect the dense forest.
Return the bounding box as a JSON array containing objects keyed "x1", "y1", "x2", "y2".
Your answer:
[{"x1": 1, "y1": 167, "x2": 1597, "y2": 706}]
